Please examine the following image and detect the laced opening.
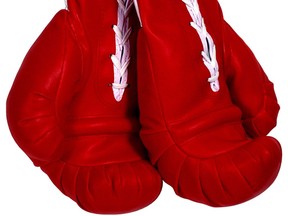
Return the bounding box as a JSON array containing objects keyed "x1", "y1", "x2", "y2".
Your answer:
[
  {"x1": 110, "y1": 0, "x2": 134, "y2": 102},
  {"x1": 182, "y1": 0, "x2": 220, "y2": 92}
]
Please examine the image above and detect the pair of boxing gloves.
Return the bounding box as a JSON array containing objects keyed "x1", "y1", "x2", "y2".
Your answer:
[{"x1": 6, "y1": 0, "x2": 281, "y2": 214}]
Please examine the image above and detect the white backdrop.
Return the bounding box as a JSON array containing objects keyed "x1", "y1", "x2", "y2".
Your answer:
[{"x1": 1, "y1": 0, "x2": 287, "y2": 215}]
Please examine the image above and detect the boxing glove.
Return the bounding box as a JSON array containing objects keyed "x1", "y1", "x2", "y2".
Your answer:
[
  {"x1": 6, "y1": 0, "x2": 162, "y2": 213},
  {"x1": 134, "y1": 0, "x2": 281, "y2": 207}
]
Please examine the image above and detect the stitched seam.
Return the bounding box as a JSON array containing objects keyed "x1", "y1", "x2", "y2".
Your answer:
[{"x1": 54, "y1": 12, "x2": 69, "y2": 132}]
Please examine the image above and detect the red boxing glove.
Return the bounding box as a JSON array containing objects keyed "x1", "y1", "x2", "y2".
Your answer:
[
  {"x1": 135, "y1": 0, "x2": 281, "y2": 206},
  {"x1": 6, "y1": 0, "x2": 161, "y2": 214}
]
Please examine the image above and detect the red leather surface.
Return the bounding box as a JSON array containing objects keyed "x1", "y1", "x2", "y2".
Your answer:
[
  {"x1": 6, "y1": 0, "x2": 161, "y2": 213},
  {"x1": 136, "y1": 0, "x2": 281, "y2": 206}
]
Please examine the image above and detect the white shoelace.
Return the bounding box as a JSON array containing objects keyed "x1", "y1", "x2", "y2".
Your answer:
[
  {"x1": 64, "y1": 0, "x2": 68, "y2": 10},
  {"x1": 182, "y1": 0, "x2": 220, "y2": 92},
  {"x1": 133, "y1": 0, "x2": 142, "y2": 26},
  {"x1": 111, "y1": 0, "x2": 133, "y2": 102}
]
